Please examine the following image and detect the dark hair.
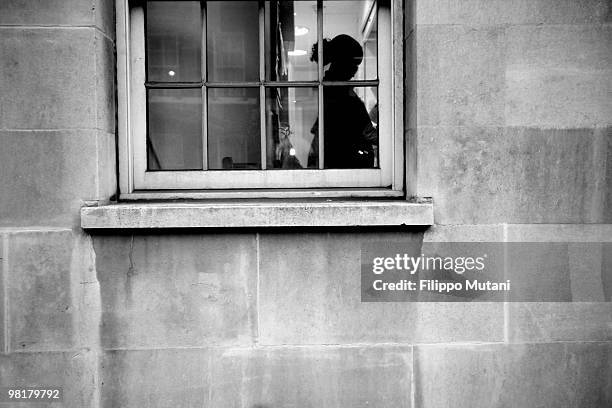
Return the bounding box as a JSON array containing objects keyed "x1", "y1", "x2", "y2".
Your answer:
[{"x1": 310, "y1": 34, "x2": 363, "y2": 65}]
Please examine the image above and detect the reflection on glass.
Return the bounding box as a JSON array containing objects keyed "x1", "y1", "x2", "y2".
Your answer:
[
  {"x1": 208, "y1": 88, "x2": 260, "y2": 169},
  {"x1": 265, "y1": 1, "x2": 317, "y2": 81},
  {"x1": 146, "y1": 1, "x2": 201, "y2": 82},
  {"x1": 147, "y1": 89, "x2": 203, "y2": 170},
  {"x1": 321, "y1": 86, "x2": 378, "y2": 168},
  {"x1": 322, "y1": 0, "x2": 377, "y2": 81},
  {"x1": 207, "y1": 1, "x2": 259, "y2": 82},
  {"x1": 266, "y1": 87, "x2": 318, "y2": 169}
]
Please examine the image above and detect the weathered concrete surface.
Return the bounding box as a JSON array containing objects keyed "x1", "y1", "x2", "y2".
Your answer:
[
  {"x1": 95, "y1": 31, "x2": 115, "y2": 133},
  {"x1": 508, "y1": 303, "x2": 612, "y2": 342},
  {"x1": 506, "y1": 224, "x2": 612, "y2": 242},
  {"x1": 423, "y1": 224, "x2": 504, "y2": 242},
  {"x1": 412, "y1": 6, "x2": 612, "y2": 219},
  {"x1": 0, "y1": 2, "x2": 111, "y2": 408},
  {"x1": 81, "y1": 201, "x2": 434, "y2": 229},
  {"x1": 0, "y1": 350, "x2": 98, "y2": 408},
  {"x1": 5, "y1": 230, "x2": 99, "y2": 352},
  {"x1": 416, "y1": 25, "x2": 506, "y2": 127},
  {"x1": 417, "y1": 127, "x2": 610, "y2": 224},
  {"x1": 506, "y1": 241, "x2": 611, "y2": 302},
  {"x1": 506, "y1": 224, "x2": 612, "y2": 342},
  {"x1": 416, "y1": 0, "x2": 610, "y2": 25},
  {"x1": 96, "y1": 131, "x2": 117, "y2": 204},
  {"x1": 102, "y1": 346, "x2": 412, "y2": 408},
  {"x1": 102, "y1": 349, "x2": 209, "y2": 408},
  {"x1": 506, "y1": 24, "x2": 612, "y2": 128},
  {"x1": 0, "y1": 235, "x2": 5, "y2": 353},
  {"x1": 0, "y1": 130, "x2": 101, "y2": 227},
  {"x1": 94, "y1": 0, "x2": 115, "y2": 39},
  {"x1": 206, "y1": 346, "x2": 412, "y2": 408},
  {"x1": 414, "y1": 342, "x2": 612, "y2": 408},
  {"x1": 0, "y1": 0, "x2": 95, "y2": 26},
  {"x1": 0, "y1": 28, "x2": 97, "y2": 129},
  {"x1": 258, "y1": 232, "x2": 504, "y2": 345},
  {"x1": 0, "y1": 0, "x2": 114, "y2": 34},
  {"x1": 93, "y1": 233, "x2": 257, "y2": 348}
]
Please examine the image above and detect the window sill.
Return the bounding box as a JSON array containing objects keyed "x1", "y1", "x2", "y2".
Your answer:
[{"x1": 80, "y1": 200, "x2": 434, "y2": 229}]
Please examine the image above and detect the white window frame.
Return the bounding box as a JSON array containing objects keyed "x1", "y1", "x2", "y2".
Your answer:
[{"x1": 116, "y1": 0, "x2": 405, "y2": 199}]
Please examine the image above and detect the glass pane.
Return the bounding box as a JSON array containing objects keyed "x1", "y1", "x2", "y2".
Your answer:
[
  {"x1": 146, "y1": 1, "x2": 201, "y2": 82},
  {"x1": 147, "y1": 88, "x2": 203, "y2": 170},
  {"x1": 322, "y1": 86, "x2": 378, "y2": 168},
  {"x1": 266, "y1": 87, "x2": 318, "y2": 169},
  {"x1": 207, "y1": 1, "x2": 259, "y2": 82},
  {"x1": 322, "y1": 0, "x2": 377, "y2": 81},
  {"x1": 265, "y1": 1, "x2": 317, "y2": 81},
  {"x1": 208, "y1": 88, "x2": 261, "y2": 169}
]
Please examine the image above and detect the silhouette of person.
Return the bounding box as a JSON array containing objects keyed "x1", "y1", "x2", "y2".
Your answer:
[{"x1": 307, "y1": 34, "x2": 377, "y2": 168}]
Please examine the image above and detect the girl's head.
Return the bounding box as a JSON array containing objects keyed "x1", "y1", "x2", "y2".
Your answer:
[{"x1": 310, "y1": 34, "x2": 363, "y2": 80}]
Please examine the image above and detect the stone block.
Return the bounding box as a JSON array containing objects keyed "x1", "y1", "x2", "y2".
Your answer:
[
  {"x1": 95, "y1": 0, "x2": 115, "y2": 39},
  {"x1": 505, "y1": 224, "x2": 612, "y2": 341},
  {"x1": 506, "y1": 225, "x2": 612, "y2": 298},
  {"x1": 258, "y1": 232, "x2": 504, "y2": 345},
  {"x1": 96, "y1": 32, "x2": 115, "y2": 133},
  {"x1": 0, "y1": 234, "x2": 5, "y2": 353},
  {"x1": 508, "y1": 303, "x2": 612, "y2": 342},
  {"x1": 416, "y1": 0, "x2": 610, "y2": 25},
  {"x1": 7, "y1": 230, "x2": 98, "y2": 351},
  {"x1": 415, "y1": 342, "x2": 612, "y2": 408},
  {"x1": 405, "y1": 128, "x2": 418, "y2": 197},
  {"x1": 404, "y1": 27, "x2": 417, "y2": 127},
  {"x1": 505, "y1": 241, "x2": 610, "y2": 302},
  {"x1": 505, "y1": 242, "x2": 573, "y2": 302},
  {"x1": 607, "y1": 132, "x2": 612, "y2": 221},
  {"x1": 505, "y1": 24, "x2": 612, "y2": 128},
  {"x1": 0, "y1": 0, "x2": 95, "y2": 26},
  {"x1": 416, "y1": 25, "x2": 505, "y2": 127},
  {"x1": 97, "y1": 131, "x2": 117, "y2": 202},
  {"x1": 0, "y1": 130, "x2": 99, "y2": 227},
  {"x1": 207, "y1": 346, "x2": 412, "y2": 408},
  {"x1": 102, "y1": 349, "x2": 208, "y2": 408},
  {"x1": 0, "y1": 28, "x2": 96, "y2": 129},
  {"x1": 506, "y1": 224, "x2": 612, "y2": 242},
  {"x1": 93, "y1": 233, "x2": 257, "y2": 348},
  {"x1": 417, "y1": 126, "x2": 609, "y2": 224},
  {"x1": 0, "y1": 350, "x2": 98, "y2": 408},
  {"x1": 423, "y1": 224, "x2": 503, "y2": 242}
]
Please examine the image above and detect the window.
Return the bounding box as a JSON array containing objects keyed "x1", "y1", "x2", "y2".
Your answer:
[{"x1": 117, "y1": 0, "x2": 404, "y2": 197}]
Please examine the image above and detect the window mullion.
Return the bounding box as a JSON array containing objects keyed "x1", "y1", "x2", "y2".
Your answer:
[
  {"x1": 201, "y1": 0, "x2": 208, "y2": 170},
  {"x1": 317, "y1": 0, "x2": 324, "y2": 169},
  {"x1": 259, "y1": 0, "x2": 267, "y2": 170}
]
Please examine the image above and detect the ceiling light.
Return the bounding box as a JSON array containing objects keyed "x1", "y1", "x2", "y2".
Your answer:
[
  {"x1": 295, "y1": 26, "x2": 309, "y2": 36},
  {"x1": 288, "y1": 49, "x2": 307, "y2": 57}
]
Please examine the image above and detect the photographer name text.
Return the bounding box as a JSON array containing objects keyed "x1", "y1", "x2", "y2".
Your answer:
[{"x1": 370, "y1": 253, "x2": 511, "y2": 293}]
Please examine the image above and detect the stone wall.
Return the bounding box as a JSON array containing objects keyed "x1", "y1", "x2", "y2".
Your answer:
[
  {"x1": 0, "y1": 1, "x2": 611, "y2": 407},
  {"x1": 0, "y1": 1, "x2": 114, "y2": 406}
]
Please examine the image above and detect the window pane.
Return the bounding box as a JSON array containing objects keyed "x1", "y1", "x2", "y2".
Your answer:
[
  {"x1": 208, "y1": 88, "x2": 261, "y2": 169},
  {"x1": 266, "y1": 87, "x2": 318, "y2": 169},
  {"x1": 147, "y1": 88, "x2": 203, "y2": 170},
  {"x1": 146, "y1": 1, "x2": 201, "y2": 82},
  {"x1": 265, "y1": 1, "x2": 317, "y2": 82},
  {"x1": 322, "y1": 86, "x2": 378, "y2": 168},
  {"x1": 323, "y1": 0, "x2": 377, "y2": 81},
  {"x1": 207, "y1": 1, "x2": 259, "y2": 82}
]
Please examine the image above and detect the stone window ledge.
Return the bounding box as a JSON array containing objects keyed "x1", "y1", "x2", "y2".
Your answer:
[{"x1": 80, "y1": 200, "x2": 434, "y2": 229}]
